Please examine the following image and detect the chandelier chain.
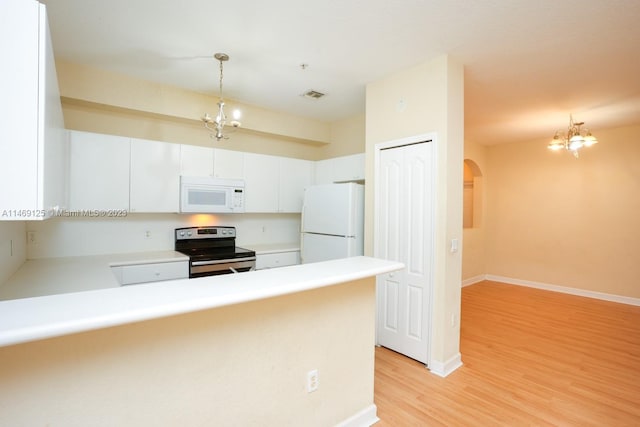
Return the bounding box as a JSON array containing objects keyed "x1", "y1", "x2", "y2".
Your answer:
[{"x1": 219, "y1": 58, "x2": 224, "y2": 101}]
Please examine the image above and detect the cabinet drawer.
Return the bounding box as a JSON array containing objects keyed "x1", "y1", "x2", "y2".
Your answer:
[
  {"x1": 255, "y1": 251, "x2": 300, "y2": 270},
  {"x1": 119, "y1": 261, "x2": 188, "y2": 285}
]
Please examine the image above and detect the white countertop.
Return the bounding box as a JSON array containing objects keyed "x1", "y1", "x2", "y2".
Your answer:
[
  {"x1": 0, "y1": 256, "x2": 403, "y2": 348},
  {"x1": 0, "y1": 251, "x2": 188, "y2": 301}
]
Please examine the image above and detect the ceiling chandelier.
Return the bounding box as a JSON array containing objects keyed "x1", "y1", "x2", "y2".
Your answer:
[
  {"x1": 202, "y1": 53, "x2": 241, "y2": 141},
  {"x1": 548, "y1": 114, "x2": 598, "y2": 158}
]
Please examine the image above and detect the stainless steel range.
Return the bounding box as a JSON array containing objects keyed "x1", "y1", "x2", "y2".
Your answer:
[{"x1": 175, "y1": 226, "x2": 256, "y2": 278}]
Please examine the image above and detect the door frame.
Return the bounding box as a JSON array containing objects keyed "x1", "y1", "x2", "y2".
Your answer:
[{"x1": 373, "y1": 132, "x2": 437, "y2": 367}]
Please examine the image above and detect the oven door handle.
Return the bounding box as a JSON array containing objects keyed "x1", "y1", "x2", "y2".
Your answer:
[{"x1": 191, "y1": 256, "x2": 256, "y2": 266}]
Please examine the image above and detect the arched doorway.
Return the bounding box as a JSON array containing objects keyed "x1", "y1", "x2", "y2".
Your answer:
[{"x1": 463, "y1": 159, "x2": 483, "y2": 228}]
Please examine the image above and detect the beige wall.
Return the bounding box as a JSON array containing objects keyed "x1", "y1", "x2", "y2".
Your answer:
[
  {"x1": 0, "y1": 221, "x2": 26, "y2": 284},
  {"x1": 485, "y1": 124, "x2": 640, "y2": 298},
  {"x1": 365, "y1": 55, "x2": 464, "y2": 368},
  {"x1": 321, "y1": 114, "x2": 366, "y2": 159},
  {"x1": 57, "y1": 61, "x2": 365, "y2": 161},
  {"x1": 462, "y1": 140, "x2": 487, "y2": 281},
  {"x1": 0, "y1": 278, "x2": 377, "y2": 426}
]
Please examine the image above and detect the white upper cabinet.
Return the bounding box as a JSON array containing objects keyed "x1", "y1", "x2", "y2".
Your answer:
[
  {"x1": 213, "y1": 148, "x2": 244, "y2": 179},
  {"x1": 63, "y1": 129, "x2": 358, "y2": 215},
  {"x1": 130, "y1": 138, "x2": 181, "y2": 213},
  {"x1": 314, "y1": 153, "x2": 365, "y2": 184},
  {"x1": 333, "y1": 153, "x2": 365, "y2": 182},
  {"x1": 244, "y1": 153, "x2": 280, "y2": 213},
  {"x1": 314, "y1": 159, "x2": 333, "y2": 185},
  {"x1": 243, "y1": 154, "x2": 312, "y2": 213},
  {"x1": 180, "y1": 145, "x2": 214, "y2": 177},
  {"x1": 0, "y1": 0, "x2": 66, "y2": 220},
  {"x1": 279, "y1": 157, "x2": 313, "y2": 212},
  {"x1": 69, "y1": 131, "x2": 130, "y2": 211}
]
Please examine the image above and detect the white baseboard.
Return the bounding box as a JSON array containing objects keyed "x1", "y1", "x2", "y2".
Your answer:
[
  {"x1": 429, "y1": 352, "x2": 463, "y2": 378},
  {"x1": 337, "y1": 404, "x2": 379, "y2": 427},
  {"x1": 461, "y1": 275, "x2": 485, "y2": 287},
  {"x1": 486, "y1": 275, "x2": 640, "y2": 307}
]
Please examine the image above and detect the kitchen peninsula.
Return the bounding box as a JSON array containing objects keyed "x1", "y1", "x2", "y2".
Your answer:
[{"x1": 0, "y1": 256, "x2": 402, "y2": 427}]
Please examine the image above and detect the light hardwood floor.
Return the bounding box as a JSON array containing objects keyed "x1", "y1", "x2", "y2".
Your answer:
[{"x1": 374, "y1": 280, "x2": 640, "y2": 426}]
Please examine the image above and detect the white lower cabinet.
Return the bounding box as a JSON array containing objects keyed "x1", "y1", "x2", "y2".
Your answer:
[
  {"x1": 255, "y1": 251, "x2": 300, "y2": 270},
  {"x1": 112, "y1": 261, "x2": 188, "y2": 285}
]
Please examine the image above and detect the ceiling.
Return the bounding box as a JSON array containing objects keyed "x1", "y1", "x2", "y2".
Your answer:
[{"x1": 42, "y1": 0, "x2": 640, "y2": 145}]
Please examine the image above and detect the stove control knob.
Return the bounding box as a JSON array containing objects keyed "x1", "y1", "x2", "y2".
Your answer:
[
  {"x1": 179, "y1": 231, "x2": 185, "y2": 237},
  {"x1": 222, "y1": 230, "x2": 227, "y2": 235},
  {"x1": 187, "y1": 231, "x2": 192, "y2": 237}
]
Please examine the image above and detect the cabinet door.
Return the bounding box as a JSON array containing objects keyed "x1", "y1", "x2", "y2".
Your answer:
[
  {"x1": 0, "y1": 0, "x2": 65, "y2": 217},
  {"x1": 130, "y1": 138, "x2": 180, "y2": 213},
  {"x1": 244, "y1": 153, "x2": 279, "y2": 213},
  {"x1": 332, "y1": 153, "x2": 365, "y2": 182},
  {"x1": 313, "y1": 159, "x2": 333, "y2": 185},
  {"x1": 69, "y1": 131, "x2": 130, "y2": 211},
  {"x1": 180, "y1": 145, "x2": 214, "y2": 176},
  {"x1": 0, "y1": 0, "x2": 38, "y2": 214},
  {"x1": 255, "y1": 251, "x2": 300, "y2": 270},
  {"x1": 118, "y1": 261, "x2": 188, "y2": 285},
  {"x1": 279, "y1": 157, "x2": 312, "y2": 212},
  {"x1": 213, "y1": 148, "x2": 244, "y2": 179}
]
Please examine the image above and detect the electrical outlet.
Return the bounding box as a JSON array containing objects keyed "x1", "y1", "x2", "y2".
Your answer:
[
  {"x1": 27, "y1": 231, "x2": 36, "y2": 244},
  {"x1": 144, "y1": 230, "x2": 151, "y2": 239},
  {"x1": 307, "y1": 369, "x2": 319, "y2": 393}
]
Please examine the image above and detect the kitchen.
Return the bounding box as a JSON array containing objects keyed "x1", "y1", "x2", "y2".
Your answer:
[
  {"x1": 0, "y1": 153, "x2": 366, "y2": 300},
  {"x1": 0, "y1": 0, "x2": 464, "y2": 425}
]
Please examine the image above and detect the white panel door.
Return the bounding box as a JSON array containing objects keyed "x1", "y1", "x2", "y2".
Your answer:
[{"x1": 376, "y1": 140, "x2": 434, "y2": 365}]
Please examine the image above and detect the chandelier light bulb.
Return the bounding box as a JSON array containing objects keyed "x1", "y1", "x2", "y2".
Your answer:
[{"x1": 583, "y1": 132, "x2": 598, "y2": 147}]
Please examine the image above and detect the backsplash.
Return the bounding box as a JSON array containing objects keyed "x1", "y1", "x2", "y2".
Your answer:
[
  {"x1": 0, "y1": 221, "x2": 27, "y2": 282},
  {"x1": 25, "y1": 213, "x2": 301, "y2": 259}
]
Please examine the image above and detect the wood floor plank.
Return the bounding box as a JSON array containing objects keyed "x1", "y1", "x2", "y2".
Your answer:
[{"x1": 374, "y1": 281, "x2": 640, "y2": 426}]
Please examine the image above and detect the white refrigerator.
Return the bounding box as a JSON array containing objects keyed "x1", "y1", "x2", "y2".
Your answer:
[{"x1": 300, "y1": 183, "x2": 364, "y2": 264}]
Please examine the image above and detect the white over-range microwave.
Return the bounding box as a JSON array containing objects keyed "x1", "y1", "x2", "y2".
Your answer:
[{"x1": 180, "y1": 176, "x2": 245, "y2": 213}]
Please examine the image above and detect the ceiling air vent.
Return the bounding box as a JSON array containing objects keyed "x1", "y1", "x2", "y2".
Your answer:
[{"x1": 302, "y1": 90, "x2": 326, "y2": 100}]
